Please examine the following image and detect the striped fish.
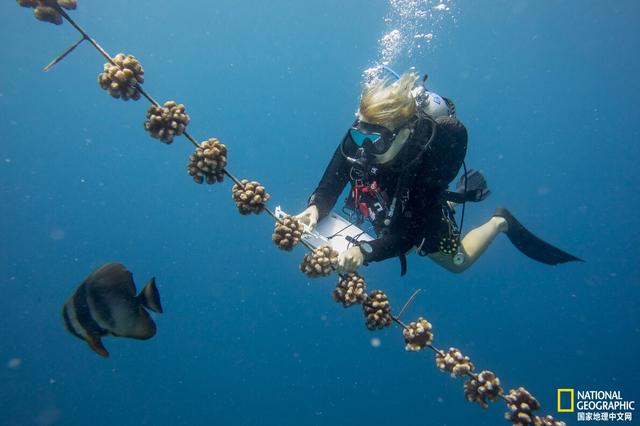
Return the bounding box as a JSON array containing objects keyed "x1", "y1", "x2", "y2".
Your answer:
[{"x1": 62, "y1": 262, "x2": 163, "y2": 357}]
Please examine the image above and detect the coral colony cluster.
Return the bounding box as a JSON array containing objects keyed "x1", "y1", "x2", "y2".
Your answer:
[
  {"x1": 272, "y1": 216, "x2": 305, "y2": 251},
  {"x1": 187, "y1": 138, "x2": 227, "y2": 184},
  {"x1": 17, "y1": 0, "x2": 76, "y2": 25},
  {"x1": 98, "y1": 54, "x2": 145, "y2": 101},
  {"x1": 18, "y1": 2, "x2": 565, "y2": 425},
  {"x1": 144, "y1": 101, "x2": 190, "y2": 144},
  {"x1": 299, "y1": 245, "x2": 340, "y2": 278},
  {"x1": 333, "y1": 273, "x2": 367, "y2": 308}
]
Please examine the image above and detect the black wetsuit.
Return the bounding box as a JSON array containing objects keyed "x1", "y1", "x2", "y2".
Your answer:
[{"x1": 308, "y1": 115, "x2": 468, "y2": 264}]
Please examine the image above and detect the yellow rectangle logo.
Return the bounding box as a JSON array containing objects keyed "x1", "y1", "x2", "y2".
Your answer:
[{"x1": 557, "y1": 388, "x2": 575, "y2": 412}]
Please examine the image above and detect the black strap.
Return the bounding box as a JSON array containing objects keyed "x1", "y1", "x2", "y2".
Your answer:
[
  {"x1": 385, "y1": 169, "x2": 410, "y2": 225},
  {"x1": 399, "y1": 254, "x2": 407, "y2": 276},
  {"x1": 441, "y1": 189, "x2": 483, "y2": 204},
  {"x1": 391, "y1": 116, "x2": 437, "y2": 174},
  {"x1": 441, "y1": 190, "x2": 467, "y2": 204}
]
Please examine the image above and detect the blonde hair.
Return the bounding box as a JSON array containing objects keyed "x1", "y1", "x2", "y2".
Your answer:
[{"x1": 358, "y1": 71, "x2": 419, "y2": 130}]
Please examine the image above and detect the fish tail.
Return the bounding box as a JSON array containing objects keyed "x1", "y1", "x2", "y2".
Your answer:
[{"x1": 138, "y1": 277, "x2": 163, "y2": 314}]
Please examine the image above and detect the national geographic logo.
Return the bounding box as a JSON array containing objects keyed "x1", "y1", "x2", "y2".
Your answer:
[
  {"x1": 558, "y1": 389, "x2": 635, "y2": 422},
  {"x1": 558, "y1": 389, "x2": 575, "y2": 412}
]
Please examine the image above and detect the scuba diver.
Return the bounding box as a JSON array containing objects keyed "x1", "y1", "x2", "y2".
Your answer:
[{"x1": 295, "y1": 70, "x2": 581, "y2": 275}]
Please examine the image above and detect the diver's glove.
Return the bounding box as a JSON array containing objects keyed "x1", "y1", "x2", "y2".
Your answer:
[
  {"x1": 295, "y1": 205, "x2": 319, "y2": 232},
  {"x1": 337, "y1": 246, "x2": 365, "y2": 273}
]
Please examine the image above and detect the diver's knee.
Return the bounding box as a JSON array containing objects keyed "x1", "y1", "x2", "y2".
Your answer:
[
  {"x1": 428, "y1": 252, "x2": 471, "y2": 273},
  {"x1": 446, "y1": 261, "x2": 470, "y2": 274},
  {"x1": 436, "y1": 257, "x2": 470, "y2": 274}
]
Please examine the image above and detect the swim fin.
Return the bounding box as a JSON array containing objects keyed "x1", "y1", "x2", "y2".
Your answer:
[
  {"x1": 456, "y1": 169, "x2": 491, "y2": 202},
  {"x1": 494, "y1": 208, "x2": 583, "y2": 265}
]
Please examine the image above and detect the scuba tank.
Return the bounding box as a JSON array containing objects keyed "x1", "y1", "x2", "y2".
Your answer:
[
  {"x1": 381, "y1": 65, "x2": 454, "y2": 119},
  {"x1": 412, "y1": 85, "x2": 451, "y2": 119},
  {"x1": 380, "y1": 66, "x2": 470, "y2": 266}
]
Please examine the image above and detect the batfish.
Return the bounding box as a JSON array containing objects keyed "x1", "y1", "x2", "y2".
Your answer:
[{"x1": 62, "y1": 262, "x2": 163, "y2": 357}]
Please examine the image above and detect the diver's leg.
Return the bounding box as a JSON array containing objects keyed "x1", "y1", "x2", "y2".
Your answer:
[{"x1": 428, "y1": 216, "x2": 507, "y2": 273}]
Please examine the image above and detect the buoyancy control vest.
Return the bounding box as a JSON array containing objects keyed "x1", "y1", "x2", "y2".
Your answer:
[
  {"x1": 340, "y1": 107, "x2": 480, "y2": 274},
  {"x1": 340, "y1": 113, "x2": 438, "y2": 229}
]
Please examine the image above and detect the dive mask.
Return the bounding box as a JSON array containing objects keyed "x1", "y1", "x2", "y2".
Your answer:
[{"x1": 349, "y1": 121, "x2": 396, "y2": 155}]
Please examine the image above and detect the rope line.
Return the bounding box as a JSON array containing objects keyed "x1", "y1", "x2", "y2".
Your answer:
[{"x1": 22, "y1": 4, "x2": 565, "y2": 424}]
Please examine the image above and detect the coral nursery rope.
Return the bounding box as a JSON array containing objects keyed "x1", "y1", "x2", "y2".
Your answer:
[
  {"x1": 18, "y1": 3, "x2": 565, "y2": 425},
  {"x1": 54, "y1": 4, "x2": 200, "y2": 148}
]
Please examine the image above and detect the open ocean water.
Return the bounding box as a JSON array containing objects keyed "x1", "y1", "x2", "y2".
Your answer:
[{"x1": 1, "y1": 1, "x2": 639, "y2": 425}]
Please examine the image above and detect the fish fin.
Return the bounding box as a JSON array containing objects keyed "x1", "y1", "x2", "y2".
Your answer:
[
  {"x1": 85, "y1": 335, "x2": 109, "y2": 358},
  {"x1": 138, "y1": 277, "x2": 163, "y2": 314},
  {"x1": 121, "y1": 309, "x2": 157, "y2": 340},
  {"x1": 85, "y1": 262, "x2": 137, "y2": 297}
]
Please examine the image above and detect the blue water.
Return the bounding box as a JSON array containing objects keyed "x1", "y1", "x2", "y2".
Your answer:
[{"x1": 1, "y1": 1, "x2": 639, "y2": 425}]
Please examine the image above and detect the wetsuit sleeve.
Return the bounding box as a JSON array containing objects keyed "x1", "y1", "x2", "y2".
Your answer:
[
  {"x1": 308, "y1": 136, "x2": 352, "y2": 220},
  {"x1": 362, "y1": 218, "x2": 422, "y2": 263}
]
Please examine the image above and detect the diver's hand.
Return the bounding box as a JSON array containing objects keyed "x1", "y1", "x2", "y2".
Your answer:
[
  {"x1": 337, "y1": 246, "x2": 365, "y2": 273},
  {"x1": 295, "y1": 205, "x2": 319, "y2": 232}
]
